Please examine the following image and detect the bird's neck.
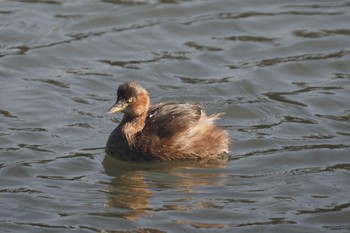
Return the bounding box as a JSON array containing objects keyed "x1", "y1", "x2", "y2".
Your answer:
[{"x1": 120, "y1": 112, "x2": 147, "y2": 144}]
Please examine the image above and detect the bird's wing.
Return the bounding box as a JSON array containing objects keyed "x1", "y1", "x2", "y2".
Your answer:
[{"x1": 144, "y1": 102, "x2": 203, "y2": 138}]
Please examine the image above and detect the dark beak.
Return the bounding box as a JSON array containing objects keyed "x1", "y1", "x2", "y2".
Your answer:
[{"x1": 107, "y1": 101, "x2": 128, "y2": 114}]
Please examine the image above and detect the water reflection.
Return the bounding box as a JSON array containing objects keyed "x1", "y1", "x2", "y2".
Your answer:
[
  {"x1": 102, "y1": 155, "x2": 227, "y2": 220},
  {"x1": 227, "y1": 50, "x2": 350, "y2": 69},
  {"x1": 99, "y1": 50, "x2": 190, "y2": 69}
]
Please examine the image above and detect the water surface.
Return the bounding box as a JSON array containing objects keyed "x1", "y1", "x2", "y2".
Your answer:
[{"x1": 1, "y1": 0, "x2": 350, "y2": 232}]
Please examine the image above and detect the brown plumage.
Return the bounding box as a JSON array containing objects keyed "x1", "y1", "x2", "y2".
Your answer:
[{"x1": 106, "y1": 81, "x2": 230, "y2": 162}]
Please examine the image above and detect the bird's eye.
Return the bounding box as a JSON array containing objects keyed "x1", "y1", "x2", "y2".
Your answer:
[{"x1": 128, "y1": 97, "x2": 135, "y2": 103}]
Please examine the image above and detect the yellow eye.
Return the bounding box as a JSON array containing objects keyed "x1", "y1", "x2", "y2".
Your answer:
[{"x1": 128, "y1": 97, "x2": 135, "y2": 103}]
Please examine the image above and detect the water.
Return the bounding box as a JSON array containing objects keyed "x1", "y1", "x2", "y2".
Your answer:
[{"x1": 1, "y1": 0, "x2": 350, "y2": 232}]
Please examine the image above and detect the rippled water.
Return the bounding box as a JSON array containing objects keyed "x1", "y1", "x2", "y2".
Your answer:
[{"x1": 1, "y1": 0, "x2": 350, "y2": 232}]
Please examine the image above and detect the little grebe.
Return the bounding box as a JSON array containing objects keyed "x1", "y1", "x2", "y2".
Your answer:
[{"x1": 106, "y1": 81, "x2": 230, "y2": 162}]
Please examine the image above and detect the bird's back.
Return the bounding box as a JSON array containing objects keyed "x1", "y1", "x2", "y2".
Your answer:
[{"x1": 133, "y1": 102, "x2": 229, "y2": 161}]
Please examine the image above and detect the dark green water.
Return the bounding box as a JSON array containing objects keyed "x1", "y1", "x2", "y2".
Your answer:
[{"x1": 1, "y1": 0, "x2": 350, "y2": 232}]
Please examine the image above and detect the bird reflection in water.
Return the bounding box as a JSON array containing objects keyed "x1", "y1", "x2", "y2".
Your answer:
[{"x1": 102, "y1": 155, "x2": 227, "y2": 221}]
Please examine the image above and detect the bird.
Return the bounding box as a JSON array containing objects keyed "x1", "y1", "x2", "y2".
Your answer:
[{"x1": 106, "y1": 81, "x2": 230, "y2": 162}]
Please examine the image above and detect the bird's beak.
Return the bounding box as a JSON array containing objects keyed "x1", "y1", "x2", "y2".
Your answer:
[{"x1": 107, "y1": 101, "x2": 128, "y2": 114}]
